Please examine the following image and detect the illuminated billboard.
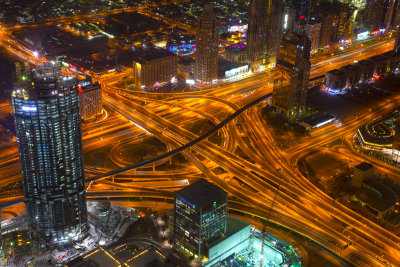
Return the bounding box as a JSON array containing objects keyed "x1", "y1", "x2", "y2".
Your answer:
[
  {"x1": 168, "y1": 43, "x2": 196, "y2": 56},
  {"x1": 225, "y1": 65, "x2": 249, "y2": 78},
  {"x1": 357, "y1": 31, "x2": 370, "y2": 40}
]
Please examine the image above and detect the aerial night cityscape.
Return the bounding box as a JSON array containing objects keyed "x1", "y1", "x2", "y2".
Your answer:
[{"x1": 2, "y1": 0, "x2": 400, "y2": 267}]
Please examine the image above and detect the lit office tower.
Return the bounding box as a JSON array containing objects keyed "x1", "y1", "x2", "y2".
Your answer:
[
  {"x1": 293, "y1": 0, "x2": 310, "y2": 32},
  {"x1": 174, "y1": 179, "x2": 227, "y2": 258},
  {"x1": 12, "y1": 62, "x2": 88, "y2": 245},
  {"x1": 194, "y1": 2, "x2": 219, "y2": 84},
  {"x1": 247, "y1": 0, "x2": 283, "y2": 70},
  {"x1": 364, "y1": 0, "x2": 395, "y2": 32},
  {"x1": 272, "y1": 32, "x2": 311, "y2": 116}
]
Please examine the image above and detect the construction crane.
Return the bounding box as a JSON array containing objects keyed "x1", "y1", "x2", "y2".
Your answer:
[{"x1": 260, "y1": 169, "x2": 282, "y2": 267}]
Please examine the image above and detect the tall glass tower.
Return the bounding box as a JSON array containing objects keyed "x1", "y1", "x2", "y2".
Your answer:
[
  {"x1": 247, "y1": 0, "x2": 283, "y2": 70},
  {"x1": 194, "y1": 2, "x2": 219, "y2": 84},
  {"x1": 272, "y1": 32, "x2": 311, "y2": 116},
  {"x1": 12, "y1": 62, "x2": 88, "y2": 245}
]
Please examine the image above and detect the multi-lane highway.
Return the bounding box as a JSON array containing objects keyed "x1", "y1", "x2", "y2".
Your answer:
[{"x1": 2, "y1": 12, "x2": 400, "y2": 266}]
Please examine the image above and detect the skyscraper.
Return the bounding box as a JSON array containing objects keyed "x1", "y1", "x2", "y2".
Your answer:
[
  {"x1": 392, "y1": 114, "x2": 400, "y2": 164},
  {"x1": 12, "y1": 62, "x2": 88, "y2": 245},
  {"x1": 395, "y1": 27, "x2": 400, "y2": 52},
  {"x1": 293, "y1": 0, "x2": 310, "y2": 32},
  {"x1": 334, "y1": 6, "x2": 354, "y2": 42},
  {"x1": 174, "y1": 179, "x2": 227, "y2": 258},
  {"x1": 272, "y1": 32, "x2": 311, "y2": 115},
  {"x1": 247, "y1": 0, "x2": 283, "y2": 70},
  {"x1": 194, "y1": 3, "x2": 219, "y2": 84},
  {"x1": 319, "y1": 13, "x2": 333, "y2": 48},
  {"x1": 364, "y1": 0, "x2": 395, "y2": 32}
]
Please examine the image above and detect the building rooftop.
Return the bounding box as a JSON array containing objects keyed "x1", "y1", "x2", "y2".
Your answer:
[
  {"x1": 66, "y1": 247, "x2": 121, "y2": 267},
  {"x1": 327, "y1": 69, "x2": 345, "y2": 76},
  {"x1": 176, "y1": 179, "x2": 227, "y2": 208},
  {"x1": 299, "y1": 113, "x2": 335, "y2": 128},
  {"x1": 225, "y1": 43, "x2": 246, "y2": 53},
  {"x1": 282, "y1": 31, "x2": 303, "y2": 46},
  {"x1": 125, "y1": 248, "x2": 165, "y2": 267},
  {"x1": 356, "y1": 179, "x2": 396, "y2": 212},
  {"x1": 218, "y1": 57, "x2": 247, "y2": 78},
  {"x1": 207, "y1": 216, "x2": 250, "y2": 248},
  {"x1": 133, "y1": 48, "x2": 176, "y2": 64},
  {"x1": 66, "y1": 246, "x2": 170, "y2": 267},
  {"x1": 198, "y1": 3, "x2": 217, "y2": 23},
  {"x1": 354, "y1": 162, "x2": 374, "y2": 171},
  {"x1": 178, "y1": 57, "x2": 195, "y2": 66},
  {"x1": 78, "y1": 81, "x2": 101, "y2": 93},
  {"x1": 341, "y1": 64, "x2": 358, "y2": 72},
  {"x1": 355, "y1": 60, "x2": 370, "y2": 67}
]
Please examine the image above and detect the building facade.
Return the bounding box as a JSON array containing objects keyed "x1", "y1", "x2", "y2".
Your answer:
[
  {"x1": 319, "y1": 14, "x2": 333, "y2": 48},
  {"x1": 305, "y1": 22, "x2": 321, "y2": 52},
  {"x1": 247, "y1": 0, "x2": 283, "y2": 70},
  {"x1": 293, "y1": 0, "x2": 310, "y2": 32},
  {"x1": 133, "y1": 48, "x2": 177, "y2": 90},
  {"x1": 364, "y1": 0, "x2": 395, "y2": 32},
  {"x1": 324, "y1": 50, "x2": 400, "y2": 91},
  {"x1": 393, "y1": 114, "x2": 400, "y2": 149},
  {"x1": 224, "y1": 43, "x2": 247, "y2": 63},
  {"x1": 273, "y1": 32, "x2": 311, "y2": 115},
  {"x1": 177, "y1": 57, "x2": 195, "y2": 80},
  {"x1": 194, "y1": 3, "x2": 219, "y2": 84},
  {"x1": 12, "y1": 62, "x2": 88, "y2": 245},
  {"x1": 174, "y1": 179, "x2": 227, "y2": 258},
  {"x1": 334, "y1": 8, "x2": 354, "y2": 42},
  {"x1": 78, "y1": 79, "x2": 102, "y2": 121},
  {"x1": 395, "y1": 28, "x2": 400, "y2": 53}
]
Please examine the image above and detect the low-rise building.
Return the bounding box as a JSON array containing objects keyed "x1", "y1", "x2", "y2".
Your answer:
[
  {"x1": 352, "y1": 162, "x2": 374, "y2": 188},
  {"x1": 78, "y1": 79, "x2": 102, "y2": 121},
  {"x1": 133, "y1": 48, "x2": 177, "y2": 90},
  {"x1": 324, "y1": 69, "x2": 347, "y2": 91},
  {"x1": 355, "y1": 179, "x2": 396, "y2": 219},
  {"x1": 224, "y1": 43, "x2": 247, "y2": 63},
  {"x1": 324, "y1": 50, "x2": 400, "y2": 91},
  {"x1": 299, "y1": 113, "x2": 335, "y2": 130}
]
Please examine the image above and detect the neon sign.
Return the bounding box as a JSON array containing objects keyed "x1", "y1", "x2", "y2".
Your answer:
[{"x1": 22, "y1": 106, "x2": 37, "y2": 112}]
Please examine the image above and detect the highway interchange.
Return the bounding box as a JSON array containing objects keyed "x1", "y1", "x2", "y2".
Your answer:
[{"x1": 1, "y1": 12, "x2": 400, "y2": 266}]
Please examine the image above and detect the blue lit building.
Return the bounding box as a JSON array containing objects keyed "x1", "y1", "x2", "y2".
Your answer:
[
  {"x1": 167, "y1": 35, "x2": 196, "y2": 56},
  {"x1": 174, "y1": 179, "x2": 227, "y2": 258},
  {"x1": 12, "y1": 62, "x2": 88, "y2": 246}
]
